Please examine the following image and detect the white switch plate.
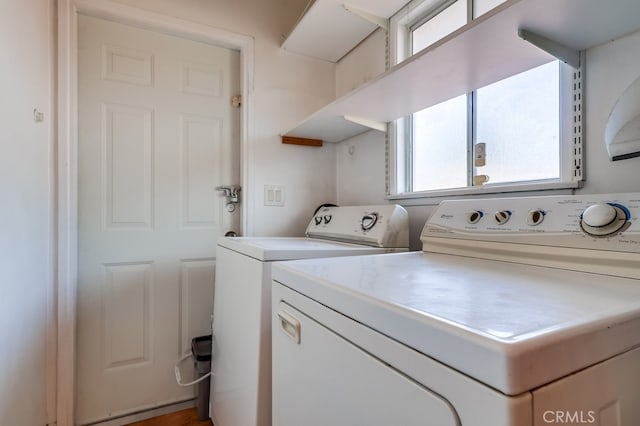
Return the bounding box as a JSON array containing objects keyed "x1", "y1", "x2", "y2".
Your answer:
[{"x1": 264, "y1": 185, "x2": 285, "y2": 206}]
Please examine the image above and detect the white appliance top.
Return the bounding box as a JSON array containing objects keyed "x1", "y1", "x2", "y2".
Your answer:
[
  {"x1": 272, "y1": 193, "x2": 640, "y2": 395},
  {"x1": 217, "y1": 237, "x2": 404, "y2": 262}
]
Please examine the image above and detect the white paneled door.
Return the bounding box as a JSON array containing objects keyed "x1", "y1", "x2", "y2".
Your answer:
[{"x1": 77, "y1": 15, "x2": 240, "y2": 424}]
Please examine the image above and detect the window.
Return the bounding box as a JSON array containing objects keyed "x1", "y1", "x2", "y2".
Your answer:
[
  {"x1": 390, "y1": 0, "x2": 582, "y2": 197},
  {"x1": 412, "y1": 95, "x2": 467, "y2": 191},
  {"x1": 475, "y1": 62, "x2": 560, "y2": 184}
]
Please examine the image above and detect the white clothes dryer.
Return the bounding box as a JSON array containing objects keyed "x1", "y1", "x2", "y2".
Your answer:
[
  {"x1": 272, "y1": 193, "x2": 640, "y2": 426},
  {"x1": 209, "y1": 205, "x2": 409, "y2": 426}
]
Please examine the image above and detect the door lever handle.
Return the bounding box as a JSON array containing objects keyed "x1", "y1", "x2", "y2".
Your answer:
[{"x1": 216, "y1": 185, "x2": 241, "y2": 204}]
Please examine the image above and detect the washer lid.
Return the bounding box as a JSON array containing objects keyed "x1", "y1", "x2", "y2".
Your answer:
[
  {"x1": 272, "y1": 252, "x2": 640, "y2": 395},
  {"x1": 217, "y1": 237, "x2": 398, "y2": 261}
]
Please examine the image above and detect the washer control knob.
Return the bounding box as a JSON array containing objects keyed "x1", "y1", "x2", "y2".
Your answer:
[
  {"x1": 526, "y1": 209, "x2": 545, "y2": 226},
  {"x1": 361, "y1": 212, "x2": 378, "y2": 231},
  {"x1": 323, "y1": 215, "x2": 332, "y2": 224},
  {"x1": 580, "y1": 203, "x2": 630, "y2": 236},
  {"x1": 466, "y1": 211, "x2": 483, "y2": 224},
  {"x1": 494, "y1": 210, "x2": 512, "y2": 225}
]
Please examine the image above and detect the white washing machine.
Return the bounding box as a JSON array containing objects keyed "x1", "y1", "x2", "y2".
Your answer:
[
  {"x1": 272, "y1": 193, "x2": 640, "y2": 426},
  {"x1": 209, "y1": 204, "x2": 409, "y2": 426}
]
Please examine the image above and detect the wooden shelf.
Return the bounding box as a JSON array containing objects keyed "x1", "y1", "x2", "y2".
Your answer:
[
  {"x1": 283, "y1": 0, "x2": 640, "y2": 143},
  {"x1": 282, "y1": 0, "x2": 407, "y2": 62}
]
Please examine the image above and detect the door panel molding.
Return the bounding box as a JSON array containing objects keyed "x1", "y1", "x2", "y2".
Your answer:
[
  {"x1": 103, "y1": 103, "x2": 154, "y2": 230},
  {"x1": 57, "y1": 2, "x2": 254, "y2": 424},
  {"x1": 102, "y1": 262, "x2": 153, "y2": 369},
  {"x1": 180, "y1": 114, "x2": 223, "y2": 228},
  {"x1": 180, "y1": 62, "x2": 222, "y2": 97},
  {"x1": 102, "y1": 45, "x2": 154, "y2": 87}
]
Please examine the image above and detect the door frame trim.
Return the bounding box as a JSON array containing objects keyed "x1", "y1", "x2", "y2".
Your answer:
[{"x1": 57, "y1": 1, "x2": 254, "y2": 424}]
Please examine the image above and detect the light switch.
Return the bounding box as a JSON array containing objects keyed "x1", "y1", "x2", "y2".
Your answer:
[{"x1": 264, "y1": 185, "x2": 285, "y2": 206}]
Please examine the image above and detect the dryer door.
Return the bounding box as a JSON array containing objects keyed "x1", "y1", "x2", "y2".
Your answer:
[{"x1": 273, "y1": 302, "x2": 460, "y2": 426}]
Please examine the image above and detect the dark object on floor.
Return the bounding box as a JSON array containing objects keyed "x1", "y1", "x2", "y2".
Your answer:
[{"x1": 192, "y1": 335, "x2": 213, "y2": 420}]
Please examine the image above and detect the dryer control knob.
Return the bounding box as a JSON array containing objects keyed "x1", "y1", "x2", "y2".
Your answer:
[
  {"x1": 494, "y1": 210, "x2": 512, "y2": 225},
  {"x1": 581, "y1": 204, "x2": 617, "y2": 228},
  {"x1": 580, "y1": 203, "x2": 629, "y2": 236}
]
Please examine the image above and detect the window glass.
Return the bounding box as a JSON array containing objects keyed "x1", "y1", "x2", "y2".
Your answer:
[
  {"x1": 476, "y1": 61, "x2": 560, "y2": 184},
  {"x1": 412, "y1": 95, "x2": 468, "y2": 191},
  {"x1": 412, "y1": 0, "x2": 467, "y2": 54},
  {"x1": 473, "y1": 0, "x2": 507, "y2": 17}
]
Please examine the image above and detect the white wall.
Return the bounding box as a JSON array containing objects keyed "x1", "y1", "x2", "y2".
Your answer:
[
  {"x1": 112, "y1": 0, "x2": 338, "y2": 236},
  {"x1": 336, "y1": 130, "x2": 388, "y2": 205},
  {"x1": 335, "y1": 28, "x2": 640, "y2": 249},
  {"x1": 335, "y1": 29, "x2": 387, "y2": 206},
  {"x1": 0, "y1": 1, "x2": 55, "y2": 425}
]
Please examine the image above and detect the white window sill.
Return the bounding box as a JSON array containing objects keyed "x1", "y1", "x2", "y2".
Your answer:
[{"x1": 387, "y1": 180, "x2": 584, "y2": 205}]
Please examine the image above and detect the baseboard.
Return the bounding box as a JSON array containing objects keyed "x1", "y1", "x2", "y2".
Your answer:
[{"x1": 84, "y1": 399, "x2": 196, "y2": 426}]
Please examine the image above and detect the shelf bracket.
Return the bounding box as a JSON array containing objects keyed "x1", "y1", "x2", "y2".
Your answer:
[
  {"x1": 343, "y1": 4, "x2": 388, "y2": 30},
  {"x1": 518, "y1": 29, "x2": 580, "y2": 69},
  {"x1": 343, "y1": 115, "x2": 387, "y2": 132}
]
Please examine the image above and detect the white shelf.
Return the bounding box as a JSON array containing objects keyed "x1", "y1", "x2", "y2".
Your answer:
[
  {"x1": 282, "y1": 0, "x2": 407, "y2": 62},
  {"x1": 283, "y1": 0, "x2": 640, "y2": 143}
]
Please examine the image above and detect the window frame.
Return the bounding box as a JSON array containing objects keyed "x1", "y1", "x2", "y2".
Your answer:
[{"x1": 386, "y1": 0, "x2": 584, "y2": 201}]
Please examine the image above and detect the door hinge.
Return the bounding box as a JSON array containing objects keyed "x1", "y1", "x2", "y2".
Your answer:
[{"x1": 231, "y1": 95, "x2": 242, "y2": 108}]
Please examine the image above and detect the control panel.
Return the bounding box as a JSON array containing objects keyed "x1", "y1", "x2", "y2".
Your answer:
[
  {"x1": 306, "y1": 205, "x2": 409, "y2": 248},
  {"x1": 422, "y1": 193, "x2": 640, "y2": 253}
]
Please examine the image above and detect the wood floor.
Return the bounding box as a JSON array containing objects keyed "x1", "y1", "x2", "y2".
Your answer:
[{"x1": 126, "y1": 408, "x2": 212, "y2": 426}]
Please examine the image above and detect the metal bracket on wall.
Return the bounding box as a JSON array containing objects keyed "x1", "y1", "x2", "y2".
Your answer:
[
  {"x1": 572, "y1": 54, "x2": 584, "y2": 181},
  {"x1": 518, "y1": 29, "x2": 581, "y2": 69},
  {"x1": 343, "y1": 115, "x2": 387, "y2": 132},
  {"x1": 343, "y1": 4, "x2": 388, "y2": 30}
]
